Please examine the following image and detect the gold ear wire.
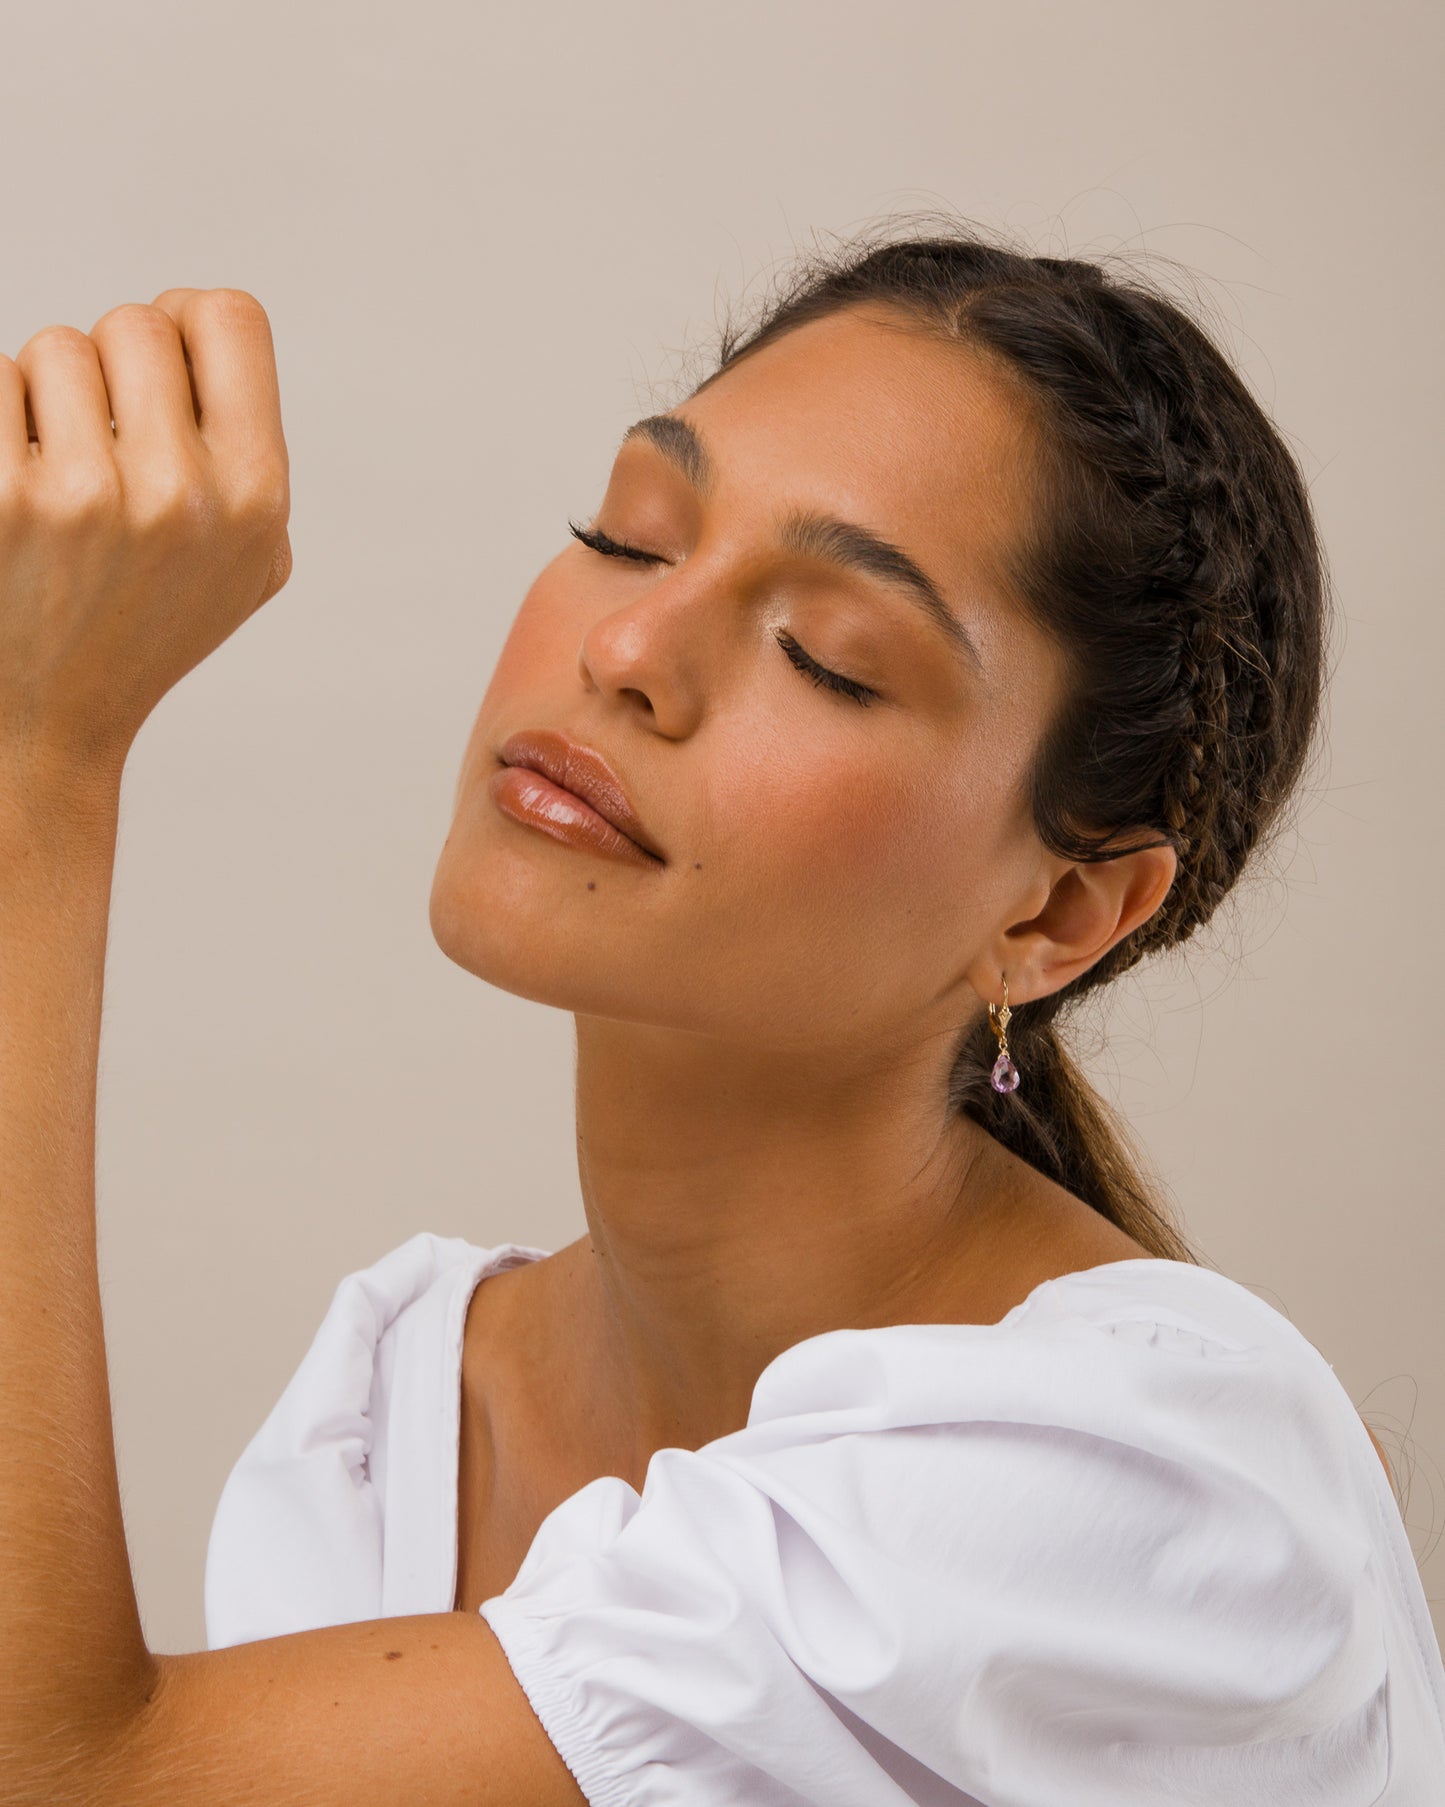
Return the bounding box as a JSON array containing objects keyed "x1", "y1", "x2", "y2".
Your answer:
[{"x1": 987, "y1": 975, "x2": 1021, "y2": 1094}]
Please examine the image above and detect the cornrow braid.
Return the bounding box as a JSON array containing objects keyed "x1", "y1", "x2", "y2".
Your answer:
[{"x1": 689, "y1": 215, "x2": 1330, "y2": 1259}]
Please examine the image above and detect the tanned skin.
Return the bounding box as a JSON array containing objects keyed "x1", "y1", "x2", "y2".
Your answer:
[{"x1": 0, "y1": 292, "x2": 1390, "y2": 1802}]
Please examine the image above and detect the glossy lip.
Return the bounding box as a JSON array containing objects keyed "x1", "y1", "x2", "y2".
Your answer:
[{"x1": 493, "y1": 728, "x2": 665, "y2": 864}]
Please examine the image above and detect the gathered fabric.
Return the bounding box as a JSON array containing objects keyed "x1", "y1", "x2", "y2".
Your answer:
[{"x1": 206, "y1": 1232, "x2": 1445, "y2": 1805}]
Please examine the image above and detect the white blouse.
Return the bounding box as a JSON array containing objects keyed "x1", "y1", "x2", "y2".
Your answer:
[{"x1": 204, "y1": 1231, "x2": 1445, "y2": 1804}]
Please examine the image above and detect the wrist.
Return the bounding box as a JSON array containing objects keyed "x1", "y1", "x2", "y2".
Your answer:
[{"x1": 0, "y1": 740, "x2": 124, "y2": 861}]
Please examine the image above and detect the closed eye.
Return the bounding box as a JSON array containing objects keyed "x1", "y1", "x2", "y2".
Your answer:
[
  {"x1": 567, "y1": 518, "x2": 880, "y2": 707},
  {"x1": 568, "y1": 519, "x2": 660, "y2": 565},
  {"x1": 771, "y1": 630, "x2": 877, "y2": 706}
]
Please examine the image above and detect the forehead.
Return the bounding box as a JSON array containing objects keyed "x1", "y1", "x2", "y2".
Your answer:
[{"x1": 675, "y1": 304, "x2": 1043, "y2": 605}]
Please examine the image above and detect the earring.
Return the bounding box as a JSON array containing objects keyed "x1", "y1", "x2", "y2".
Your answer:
[{"x1": 987, "y1": 976, "x2": 1021, "y2": 1094}]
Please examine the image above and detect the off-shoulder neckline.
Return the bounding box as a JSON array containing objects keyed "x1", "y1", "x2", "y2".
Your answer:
[
  {"x1": 466, "y1": 1246, "x2": 1276, "y2": 1345},
  {"x1": 471, "y1": 1244, "x2": 1258, "y2": 1334},
  {"x1": 457, "y1": 1245, "x2": 1292, "y2": 1448}
]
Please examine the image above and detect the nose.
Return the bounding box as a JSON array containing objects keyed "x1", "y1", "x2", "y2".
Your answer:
[{"x1": 576, "y1": 558, "x2": 721, "y2": 735}]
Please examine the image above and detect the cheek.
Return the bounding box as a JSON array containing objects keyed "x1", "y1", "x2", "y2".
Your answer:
[
  {"x1": 713, "y1": 725, "x2": 1008, "y2": 969},
  {"x1": 456, "y1": 572, "x2": 574, "y2": 764},
  {"x1": 480, "y1": 580, "x2": 565, "y2": 702}
]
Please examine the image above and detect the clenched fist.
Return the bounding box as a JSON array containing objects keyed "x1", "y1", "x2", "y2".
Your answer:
[{"x1": 0, "y1": 286, "x2": 292, "y2": 783}]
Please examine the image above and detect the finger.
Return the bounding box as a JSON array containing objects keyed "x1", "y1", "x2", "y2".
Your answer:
[
  {"x1": 0, "y1": 354, "x2": 30, "y2": 478},
  {"x1": 144, "y1": 285, "x2": 204, "y2": 421},
  {"x1": 88, "y1": 301, "x2": 204, "y2": 459},
  {"x1": 149, "y1": 287, "x2": 286, "y2": 469},
  {"x1": 13, "y1": 326, "x2": 118, "y2": 466}
]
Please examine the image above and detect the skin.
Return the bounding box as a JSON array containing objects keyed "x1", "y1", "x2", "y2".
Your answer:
[
  {"x1": 0, "y1": 290, "x2": 1391, "y2": 1803},
  {"x1": 432, "y1": 304, "x2": 1175, "y2": 1573},
  {"x1": 0, "y1": 289, "x2": 583, "y2": 1804}
]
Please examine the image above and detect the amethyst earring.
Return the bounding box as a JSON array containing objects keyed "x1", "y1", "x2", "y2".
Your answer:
[{"x1": 987, "y1": 976, "x2": 1021, "y2": 1094}]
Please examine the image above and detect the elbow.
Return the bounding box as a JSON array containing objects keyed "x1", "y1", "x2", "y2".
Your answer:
[{"x1": 0, "y1": 1652, "x2": 164, "y2": 1807}]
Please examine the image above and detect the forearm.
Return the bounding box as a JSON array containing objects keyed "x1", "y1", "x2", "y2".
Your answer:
[{"x1": 0, "y1": 756, "x2": 158, "y2": 1752}]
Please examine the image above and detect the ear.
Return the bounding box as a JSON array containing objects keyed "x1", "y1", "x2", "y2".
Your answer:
[{"x1": 968, "y1": 840, "x2": 1179, "y2": 1007}]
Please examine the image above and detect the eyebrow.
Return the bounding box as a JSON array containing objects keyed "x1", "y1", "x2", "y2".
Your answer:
[{"x1": 619, "y1": 413, "x2": 984, "y2": 675}]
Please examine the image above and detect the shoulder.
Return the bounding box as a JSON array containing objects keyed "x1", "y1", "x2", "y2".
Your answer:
[
  {"x1": 479, "y1": 1259, "x2": 1397, "y2": 1803},
  {"x1": 204, "y1": 1230, "x2": 549, "y2": 1649},
  {"x1": 724, "y1": 1257, "x2": 1390, "y2": 1570}
]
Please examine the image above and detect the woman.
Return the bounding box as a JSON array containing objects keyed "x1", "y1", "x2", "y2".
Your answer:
[{"x1": 0, "y1": 222, "x2": 1440, "y2": 1804}]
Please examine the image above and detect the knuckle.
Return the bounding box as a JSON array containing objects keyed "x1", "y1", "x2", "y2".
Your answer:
[
  {"x1": 20, "y1": 323, "x2": 92, "y2": 359},
  {"x1": 229, "y1": 456, "x2": 290, "y2": 527},
  {"x1": 203, "y1": 287, "x2": 269, "y2": 324},
  {"x1": 130, "y1": 464, "x2": 215, "y2": 533},
  {"x1": 44, "y1": 461, "x2": 124, "y2": 521},
  {"x1": 261, "y1": 465, "x2": 291, "y2": 523},
  {"x1": 90, "y1": 300, "x2": 178, "y2": 341}
]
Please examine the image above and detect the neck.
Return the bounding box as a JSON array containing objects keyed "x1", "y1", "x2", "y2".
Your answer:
[{"x1": 551, "y1": 1012, "x2": 1018, "y2": 1476}]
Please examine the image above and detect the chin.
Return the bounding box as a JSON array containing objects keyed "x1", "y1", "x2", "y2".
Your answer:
[{"x1": 426, "y1": 836, "x2": 646, "y2": 1019}]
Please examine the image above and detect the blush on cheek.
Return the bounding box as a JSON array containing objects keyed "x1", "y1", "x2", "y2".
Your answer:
[
  {"x1": 758, "y1": 744, "x2": 1007, "y2": 945},
  {"x1": 758, "y1": 751, "x2": 935, "y2": 891}
]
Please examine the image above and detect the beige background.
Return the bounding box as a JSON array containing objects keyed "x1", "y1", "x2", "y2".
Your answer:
[{"x1": 0, "y1": 0, "x2": 1439, "y2": 1654}]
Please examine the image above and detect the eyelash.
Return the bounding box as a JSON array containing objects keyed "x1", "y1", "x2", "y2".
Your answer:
[{"x1": 566, "y1": 519, "x2": 879, "y2": 708}]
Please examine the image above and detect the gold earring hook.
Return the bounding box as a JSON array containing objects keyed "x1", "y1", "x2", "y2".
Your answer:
[
  {"x1": 987, "y1": 973, "x2": 1022, "y2": 1093},
  {"x1": 987, "y1": 974, "x2": 1011, "y2": 1045}
]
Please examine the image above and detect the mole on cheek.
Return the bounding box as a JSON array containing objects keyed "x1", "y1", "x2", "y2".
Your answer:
[
  {"x1": 384, "y1": 1651, "x2": 403, "y2": 1661},
  {"x1": 587, "y1": 882, "x2": 596, "y2": 890}
]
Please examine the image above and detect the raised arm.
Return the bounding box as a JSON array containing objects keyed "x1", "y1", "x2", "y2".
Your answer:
[{"x1": 0, "y1": 293, "x2": 583, "y2": 1805}]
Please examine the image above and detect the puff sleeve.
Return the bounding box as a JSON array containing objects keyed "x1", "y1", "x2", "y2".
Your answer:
[
  {"x1": 204, "y1": 1231, "x2": 542, "y2": 1647},
  {"x1": 480, "y1": 1303, "x2": 1396, "y2": 1807}
]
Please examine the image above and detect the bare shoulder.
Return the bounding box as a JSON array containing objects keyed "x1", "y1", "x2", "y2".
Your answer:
[{"x1": 935, "y1": 1151, "x2": 1160, "y2": 1328}]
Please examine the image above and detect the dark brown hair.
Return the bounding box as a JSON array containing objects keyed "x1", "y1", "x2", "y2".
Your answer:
[{"x1": 684, "y1": 215, "x2": 1332, "y2": 1265}]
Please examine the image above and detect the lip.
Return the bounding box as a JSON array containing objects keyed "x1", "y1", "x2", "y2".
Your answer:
[{"x1": 491, "y1": 728, "x2": 665, "y2": 867}]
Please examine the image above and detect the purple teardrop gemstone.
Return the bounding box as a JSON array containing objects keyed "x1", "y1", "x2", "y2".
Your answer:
[{"x1": 990, "y1": 1052, "x2": 1020, "y2": 1094}]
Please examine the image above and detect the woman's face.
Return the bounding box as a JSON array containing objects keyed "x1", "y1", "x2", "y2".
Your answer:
[{"x1": 430, "y1": 304, "x2": 1070, "y2": 1058}]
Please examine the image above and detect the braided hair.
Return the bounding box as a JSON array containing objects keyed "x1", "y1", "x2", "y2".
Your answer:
[{"x1": 687, "y1": 217, "x2": 1330, "y2": 1263}]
